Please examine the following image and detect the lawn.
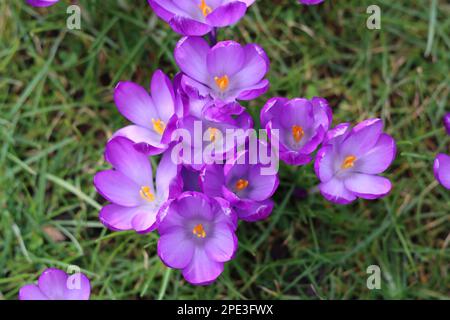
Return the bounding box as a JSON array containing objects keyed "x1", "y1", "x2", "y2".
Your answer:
[{"x1": 0, "y1": 0, "x2": 449, "y2": 300}]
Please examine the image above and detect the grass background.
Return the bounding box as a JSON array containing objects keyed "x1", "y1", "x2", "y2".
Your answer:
[{"x1": 0, "y1": 0, "x2": 449, "y2": 300}]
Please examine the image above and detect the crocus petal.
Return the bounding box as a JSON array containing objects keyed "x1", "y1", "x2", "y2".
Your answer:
[
  {"x1": 19, "y1": 284, "x2": 48, "y2": 300},
  {"x1": 207, "y1": 41, "x2": 245, "y2": 77},
  {"x1": 323, "y1": 123, "x2": 350, "y2": 144},
  {"x1": 355, "y1": 133, "x2": 396, "y2": 174},
  {"x1": 206, "y1": 2, "x2": 247, "y2": 27},
  {"x1": 434, "y1": 153, "x2": 450, "y2": 189},
  {"x1": 279, "y1": 98, "x2": 314, "y2": 128},
  {"x1": 175, "y1": 37, "x2": 211, "y2": 84},
  {"x1": 344, "y1": 173, "x2": 392, "y2": 199},
  {"x1": 299, "y1": 125, "x2": 326, "y2": 155},
  {"x1": 112, "y1": 125, "x2": 166, "y2": 155},
  {"x1": 114, "y1": 81, "x2": 156, "y2": 128},
  {"x1": 245, "y1": 166, "x2": 279, "y2": 201},
  {"x1": 180, "y1": 75, "x2": 211, "y2": 100},
  {"x1": 158, "y1": 228, "x2": 195, "y2": 269},
  {"x1": 299, "y1": 0, "x2": 324, "y2": 5},
  {"x1": 99, "y1": 204, "x2": 151, "y2": 232},
  {"x1": 211, "y1": 197, "x2": 238, "y2": 229},
  {"x1": 232, "y1": 44, "x2": 269, "y2": 89},
  {"x1": 236, "y1": 0, "x2": 255, "y2": 5},
  {"x1": 202, "y1": 101, "x2": 245, "y2": 123},
  {"x1": 443, "y1": 113, "x2": 450, "y2": 136},
  {"x1": 314, "y1": 144, "x2": 336, "y2": 182},
  {"x1": 156, "y1": 148, "x2": 183, "y2": 200},
  {"x1": 204, "y1": 223, "x2": 237, "y2": 262},
  {"x1": 170, "y1": 16, "x2": 212, "y2": 36},
  {"x1": 236, "y1": 79, "x2": 270, "y2": 100},
  {"x1": 151, "y1": 70, "x2": 176, "y2": 121},
  {"x1": 234, "y1": 199, "x2": 274, "y2": 222},
  {"x1": 319, "y1": 178, "x2": 357, "y2": 205},
  {"x1": 181, "y1": 166, "x2": 202, "y2": 192},
  {"x1": 182, "y1": 247, "x2": 224, "y2": 285},
  {"x1": 200, "y1": 164, "x2": 225, "y2": 197},
  {"x1": 105, "y1": 137, "x2": 153, "y2": 187},
  {"x1": 37, "y1": 268, "x2": 68, "y2": 300},
  {"x1": 340, "y1": 118, "x2": 383, "y2": 158},
  {"x1": 157, "y1": 203, "x2": 185, "y2": 233},
  {"x1": 311, "y1": 97, "x2": 332, "y2": 130},
  {"x1": 260, "y1": 97, "x2": 289, "y2": 127},
  {"x1": 63, "y1": 273, "x2": 91, "y2": 300},
  {"x1": 26, "y1": 0, "x2": 59, "y2": 7},
  {"x1": 147, "y1": 0, "x2": 179, "y2": 23},
  {"x1": 94, "y1": 170, "x2": 143, "y2": 207},
  {"x1": 131, "y1": 210, "x2": 159, "y2": 233},
  {"x1": 279, "y1": 151, "x2": 312, "y2": 166},
  {"x1": 174, "y1": 192, "x2": 214, "y2": 220}
]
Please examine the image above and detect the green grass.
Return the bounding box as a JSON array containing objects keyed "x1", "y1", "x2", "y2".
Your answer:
[{"x1": 1, "y1": 0, "x2": 449, "y2": 300}]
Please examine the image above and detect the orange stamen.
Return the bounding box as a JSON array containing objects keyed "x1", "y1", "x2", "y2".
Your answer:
[
  {"x1": 235, "y1": 179, "x2": 249, "y2": 191},
  {"x1": 292, "y1": 125, "x2": 304, "y2": 143},
  {"x1": 139, "y1": 186, "x2": 155, "y2": 202},
  {"x1": 208, "y1": 127, "x2": 218, "y2": 142},
  {"x1": 199, "y1": 0, "x2": 212, "y2": 17},
  {"x1": 151, "y1": 118, "x2": 166, "y2": 135},
  {"x1": 341, "y1": 155, "x2": 357, "y2": 169},
  {"x1": 214, "y1": 75, "x2": 229, "y2": 92},
  {"x1": 192, "y1": 224, "x2": 206, "y2": 238}
]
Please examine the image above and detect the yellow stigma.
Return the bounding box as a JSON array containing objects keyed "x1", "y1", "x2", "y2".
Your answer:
[
  {"x1": 192, "y1": 224, "x2": 206, "y2": 238},
  {"x1": 151, "y1": 118, "x2": 166, "y2": 135},
  {"x1": 208, "y1": 127, "x2": 218, "y2": 142},
  {"x1": 235, "y1": 179, "x2": 249, "y2": 191},
  {"x1": 341, "y1": 155, "x2": 357, "y2": 169},
  {"x1": 199, "y1": 0, "x2": 212, "y2": 17},
  {"x1": 292, "y1": 125, "x2": 304, "y2": 143},
  {"x1": 139, "y1": 186, "x2": 155, "y2": 202},
  {"x1": 214, "y1": 75, "x2": 229, "y2": 92}
]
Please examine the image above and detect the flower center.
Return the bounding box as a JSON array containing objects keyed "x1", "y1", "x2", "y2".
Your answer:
[
  {"x1": 208, "y1": 127, "x2": 218, "y2": 142},
  {"x1": 292, "y1": 125, "x2": 304, "y2": 143},
  {"x1": 199, "y1": 0, "x2": 212, "y2": 17},
  {"x1": 341, "y1": 155, "x2": 357, "y2": 169},
  {"x1": 235, "y1": 179, "x2": 249, "y2": 191},
  {"x1": 139, "y1": 186, "x2": 155, "y2": 202},
  {"x1": 151, "y1": 118, "x2": 166, "y2": 135},
  {"x1": 192, "y1": 224, "x2": 206, "y2": 238},
  {"x1": 214, "y1": 75, "x2": 229, "y2": 92}
]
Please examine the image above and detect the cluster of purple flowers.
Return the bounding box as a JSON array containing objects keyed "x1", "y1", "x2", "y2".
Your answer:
[
  {"x1": 90, "y1": 0, "x2": 396, "y2": 286},
  {"x1": 20, "y1": 0, "x2": 406, "y2": 299}
]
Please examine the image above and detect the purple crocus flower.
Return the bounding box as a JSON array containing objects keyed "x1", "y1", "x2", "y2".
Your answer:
[
  {"x1": 175, "y1": 37, "x2": 270, "y2": 106},
  {"x1": 299, "y1": 0, "x2": 324, "y2": 5},
  {"x1": 148, "y1": 0, "x2": 255, "y2": 36},
  {"x1": 200, "y1": 150, "x2": 279, "y2": 222},
  {"x1": 261, "y1": 97, "x2": 332, "y2": 166},
  {"x1": 26, "y1": 0, "x2": 59, "y2": 7},
  {"x1": 443, "y1": 113, "x2": 450, "y2": 136},
  {"x1": 19, "y1": 268, "x2": 90, "y2": 300},
  {"x1": 434, "y1": 153, "x2": 450, "y2": 189},
  {"x1": 314, "y1": 119, "x2": 396, "y2": 204},
  {"x1": 180, "y1": 86, "x2": 246, "y2": 123},
  {"x1": 157, "y1": 192, "x2": 237, "y2": 285},
  {"x1": 94, "y1": 137, "x2": 181, "y2": 233},
  {"x1": 173, "y1": 112, "x2": 254, "y2": 170},
  {"x1": 112, "y1": 70, "x2": 180, "y2": 155}
]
